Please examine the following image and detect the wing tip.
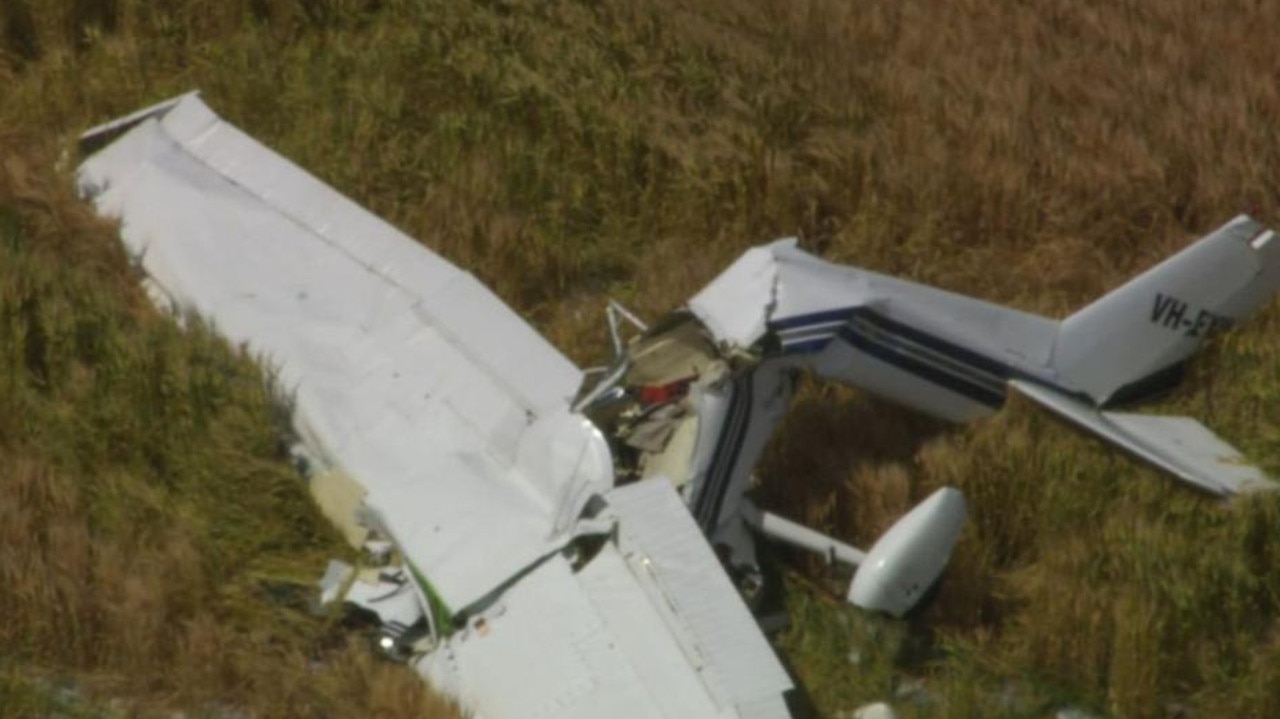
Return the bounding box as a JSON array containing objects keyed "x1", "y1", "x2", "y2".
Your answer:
[{"x1": 78, "y1": 90, "x2": 202, "y2": 157}]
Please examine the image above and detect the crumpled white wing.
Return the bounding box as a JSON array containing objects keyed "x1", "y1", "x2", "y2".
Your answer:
[{"x1": 77, "y1": 93, "x2": 591, "y2": 611}]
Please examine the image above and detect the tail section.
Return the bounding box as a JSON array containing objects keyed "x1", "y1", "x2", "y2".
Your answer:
[{"x1": 1052, "y1": 215, "x2": 1280, "y2": 405}]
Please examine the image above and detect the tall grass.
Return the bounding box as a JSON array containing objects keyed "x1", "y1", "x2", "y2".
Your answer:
[
  {"x1": 0, "y1": 136, "x2": 458, "y2": 715},
  {"x1": 4, "y1": 0, "x2": 1280, "y2": 716}
]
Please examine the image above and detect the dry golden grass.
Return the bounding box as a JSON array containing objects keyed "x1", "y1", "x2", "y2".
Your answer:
[
  {"x1": 4, "y1": 0, "x2": 1280, "y2": 716},
  {"x1": 0, "y1": 133, "x2": 459, "y2": 716}
]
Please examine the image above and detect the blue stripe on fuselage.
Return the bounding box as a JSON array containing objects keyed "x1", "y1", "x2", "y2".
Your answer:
[
  {"x1": 770, "y1": 307, "x2": 1013, "y2": 408},
  {"x1": 771, "y1": 307, "x2": 858, "y2": 331},
  {"x1": 693, "y1": 372, "x2": 753, "y2": 531},
  {"x1": 769, "y1": 306, "x2": 1183, "y2": 414},
  {"x1": 854, "y1": 309, "x2": 1012, "y2": 381},
  {"x1": 835, "y1": 323, "x2": 1006, "y2": 407}
]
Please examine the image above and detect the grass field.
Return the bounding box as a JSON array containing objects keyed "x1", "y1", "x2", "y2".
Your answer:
[{"x1": 3, "y1": 0, "x2": 1280, "y2": 716}]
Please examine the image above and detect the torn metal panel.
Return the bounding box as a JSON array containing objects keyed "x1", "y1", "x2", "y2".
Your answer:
[
  {"x1": 625, "y1": 314, "x2": 722, "y2": 386},
  {"x1": 626, "y1": 403, "x2": 687, "y2": 454},
  {"x1": 345, "y1": 568, "x2": 426, "y2": 634},
  {"x1": 689, "y1": 243, "x2": 788, "y2": 349}
]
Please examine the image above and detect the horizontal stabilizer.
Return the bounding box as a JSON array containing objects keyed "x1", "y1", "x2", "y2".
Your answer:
[{"x1": 1011, "y1": 380, "x2": 1275, "y2": 496}]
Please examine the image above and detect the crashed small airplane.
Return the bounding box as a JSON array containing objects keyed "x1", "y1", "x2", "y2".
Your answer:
[{"x1": 77, "y1": 93, "x2": 1278, "y2": 718}]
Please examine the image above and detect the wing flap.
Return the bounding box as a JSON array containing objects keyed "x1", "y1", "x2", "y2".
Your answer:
[
  {"x1": 1010, "y1": 379, "x2": 1275, "y2": 495},
  {"x1": 417, "y1": 555, "x2": 656, "y2": 719},
  {"x1": 606, "y1": 479, "x2": 793, "y2": 713},
  {"x1": 419, "y1": 544, "x2": 790, "y2": 719}
]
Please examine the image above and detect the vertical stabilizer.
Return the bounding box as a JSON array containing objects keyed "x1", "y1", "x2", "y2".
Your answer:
[{"x1": 1052, "y1": 216, "x2": 1280, "y2": 405}]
